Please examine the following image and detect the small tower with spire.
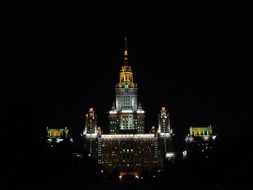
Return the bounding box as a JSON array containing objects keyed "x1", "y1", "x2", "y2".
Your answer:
[
  {"x1": 83, "y1": 108, "x2": 98, "y2": 134},
  {"x1": 158, "y1": 107, "x2": 172, "y2": 133},
  {"x1": 109, "y1": 101, "x2": 118, "y2": 134},
  {"x1": 83, "y1": 108, "x2": 99, "y2": 159},
  {"x1": 135, "y1": 103, "x2": 145, "y2": 133}
]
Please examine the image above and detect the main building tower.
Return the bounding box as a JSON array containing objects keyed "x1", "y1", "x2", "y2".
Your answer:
[
  {"x1": 109, "y1": 37, "x2": 145, "y2": 134},
  {"x1": 83, "y1": 37, "x2": 174, "y2": 179}
]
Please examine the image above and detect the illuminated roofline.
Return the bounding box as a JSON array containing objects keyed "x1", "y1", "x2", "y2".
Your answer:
[
  {"x1": 116, "y1": 84, "x2": 137, "y2": 88},
  {"x1": 101, "y1": 134, "x2": 155, "y2": 139},
  {"x1": 121, "y1": 110, "x2": 133, "y2": 113},
  {"x1": 84, "y1": 133, "x2": 98, "y2": 138},
  {"x1": 192, "y1": 134, "x2": 212, "y2": 137},
  {"x1": 47, "y1": 128, "x2": 67, "y2": 131},
  {"x1": 159, "y1": 132, "x2": 172, "y2": 137},
  {"x1": 190, "y1": 127, "x2": 212, "y2": 130},
  {"x1": 109, "y1": 110, "x2": 145, "y2": 114},
  {"x1": 119, "y1": 71, "x2": 132, "y2": 74},
  {"x1": 109, "y1": 110, "x2": 117, "y2": 114}
]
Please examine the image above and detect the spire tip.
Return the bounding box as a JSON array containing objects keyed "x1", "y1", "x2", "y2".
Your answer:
[{"x1": 123, "y1": 36, "x2": 128, "y2": 64}]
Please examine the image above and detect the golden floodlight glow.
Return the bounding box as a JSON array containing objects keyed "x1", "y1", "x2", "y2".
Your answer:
[{"x1": 52, "y1": 130, "x2": 61, "y2": 137}]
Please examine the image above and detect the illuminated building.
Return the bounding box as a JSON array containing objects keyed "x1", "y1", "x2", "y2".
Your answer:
[
  {"x1": 83, "y1": 108, "x2": 99, "y2": 158},
  {"x1": 46, "y1": 126, "x2": 73, "y2": 145},
  {"x1": 83, "y1": 37, "x2": 174, "y2": 179},
  {"x1": 108, "y1": 38, "x2": 144, "y2": 134},
  {"x1": 185, "y1": 125, "x2": 217, "y2": 159}
]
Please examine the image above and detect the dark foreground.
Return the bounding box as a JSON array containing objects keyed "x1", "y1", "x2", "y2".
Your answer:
[{"x1": 7, "y1": 137, "x2": 252, "y2": 190}]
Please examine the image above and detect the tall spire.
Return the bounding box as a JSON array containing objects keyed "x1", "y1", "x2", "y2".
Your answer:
[{"x1": 124, "y1": 36, "x2": 128, "y2": 64}]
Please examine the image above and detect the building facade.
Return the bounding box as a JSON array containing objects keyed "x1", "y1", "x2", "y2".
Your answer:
[
  {"x1": 46, "y1": 126, "x2": 73, "y2": 146},
  {"x1": 83, "y1": 38, "x2": 174, "y2": 178},
  {"x1": 185, "y1": 125, "x2": 217, "y2": 159}
]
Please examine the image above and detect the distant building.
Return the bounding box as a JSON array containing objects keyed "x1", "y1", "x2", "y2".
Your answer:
[
  {"x1": 185, "y1": 125, "x2": 217, "y2": 159},
  {"x1": 83, "y1": 38, "x2": 174, "y2": 179},
  {"x1": 46, "y1": 126, "x2": 73, "y2": 145}
]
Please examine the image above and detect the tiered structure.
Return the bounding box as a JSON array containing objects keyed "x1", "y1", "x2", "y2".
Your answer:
[
  {"x1": 83, "y1": 37, "x2": 174, "y2": 179},
  {"x1": 83, "y1": 108, "x2": 99, "y2": 158},
  {"x1": 46, "y1": 126, "x2": 73, "y2": 145},
  {"x1": 109, "y1": 37, "x2": 144, "y2": 134},
  {"x1": 185, "y1": 125, "x2": 217, "y2": 159},
  {"x1": 157, "y1": 107, "x2": 174, "y2": 160}
]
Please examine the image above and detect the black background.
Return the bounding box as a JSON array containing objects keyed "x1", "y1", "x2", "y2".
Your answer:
[{"x1": 4, "y1": 3, "x2": 252, "y2": 189}]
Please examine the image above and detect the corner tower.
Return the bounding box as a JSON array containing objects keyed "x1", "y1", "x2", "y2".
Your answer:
[{"x1": 109, "y1": 37, "x2": 145, "y2": 134}]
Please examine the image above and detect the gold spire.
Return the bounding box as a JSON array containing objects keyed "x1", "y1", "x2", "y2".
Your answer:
[
  {"x1": 116, "y1": 36, "x2": 137, "y2": 88},
  {"x1": 124, "y1": 36, "x2": 128, "y2": 64}
]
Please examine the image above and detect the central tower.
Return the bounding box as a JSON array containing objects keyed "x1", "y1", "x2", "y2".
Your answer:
[
  {"x1": 109, "y1": 37, "x2": 145, "y2": 134},
  {"x1": 83, "y1": 37, "x2": 175, "y2": 176}
]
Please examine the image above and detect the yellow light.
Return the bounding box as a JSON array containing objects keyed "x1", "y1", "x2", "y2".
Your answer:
[{"x1": 52, "y1": 130, "x2": 61, "y2": 137}]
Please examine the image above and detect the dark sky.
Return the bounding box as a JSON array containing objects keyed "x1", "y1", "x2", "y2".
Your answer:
[
  {"x1": 5, "y1": 7, "x2": 252, "y2": 149},
  {"x1": 4, "y1": 5, "x2": 253, "y2": 187}
]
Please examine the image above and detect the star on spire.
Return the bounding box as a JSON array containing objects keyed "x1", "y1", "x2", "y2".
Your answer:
[{"x1": 124, "y1": 36, "x2": 128, "y2": 64}]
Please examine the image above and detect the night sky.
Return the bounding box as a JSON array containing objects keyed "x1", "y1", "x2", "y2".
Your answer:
[
  {"x1": 7, "y1": 10, "x2": 252, "y2": 138},
  {"x1": 5, "y1": 5, "x2": 252, "y2": 186}
]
